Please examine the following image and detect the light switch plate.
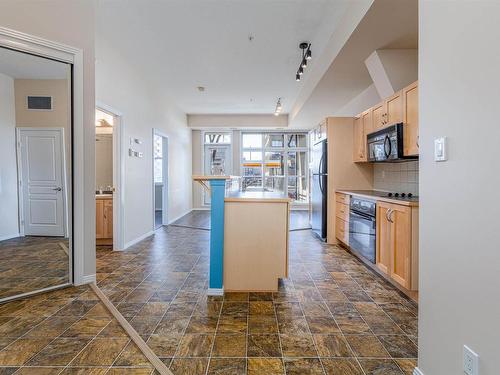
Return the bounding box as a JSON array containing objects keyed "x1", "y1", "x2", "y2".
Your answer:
[
  {"x1": 434, "y1": 136, "x2": 447, "y2": 161},
  {"x1": 463, "y1": 345, "x2": 479, "y2": 375}
]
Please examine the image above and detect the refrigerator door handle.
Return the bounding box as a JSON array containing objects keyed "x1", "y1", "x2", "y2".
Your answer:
[{"x1": 318, "y1": 174, "x2": 324, "y2": 195}]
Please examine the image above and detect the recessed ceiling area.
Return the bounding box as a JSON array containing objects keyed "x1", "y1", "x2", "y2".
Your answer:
[{"x1": 96, "y1": 0, "x2": 353, "y2": 115}]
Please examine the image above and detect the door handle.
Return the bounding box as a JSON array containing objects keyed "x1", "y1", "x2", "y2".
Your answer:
[
  {"x1": 388, "y1": 209, "x2": 395, "y2": 223},
  {"x1": 52, "y1": 187, "x2": 62, "y2": 191}
]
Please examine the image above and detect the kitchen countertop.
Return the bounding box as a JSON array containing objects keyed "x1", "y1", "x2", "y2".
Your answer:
[
  {"x1": 336, "y1": 190, "x2": 419, "y2": 207},
  {"x1": 95, "y1": 194, "x2": 113, "y2": 199},
  {"x1": 225, "y1": 190, "x2": 291, "y2": 203}
]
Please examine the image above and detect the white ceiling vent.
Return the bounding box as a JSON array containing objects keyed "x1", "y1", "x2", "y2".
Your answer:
[{"x1": 27, "y1": 96, "x2": 53, "y2": 111}]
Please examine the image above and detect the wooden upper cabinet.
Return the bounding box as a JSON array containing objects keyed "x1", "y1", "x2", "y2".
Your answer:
[
  {"x1": 352, "y1": 116, "x2": 365, "y2": 162},
  {"x1": 372, "y1": 102, "x2": 385, "y2": 131},
  {"x1": 386, "y1": 90, "x2": 403, "y2": 126},
  {"x1": 376, "y1": 202, "x2": 391, "y2": 275},
  {"x1": 403, "y1": 81, "x2": 419, "y2": 156},
  {"x1": 361, "y1": 109, "x2": 373, "y2": 137}
]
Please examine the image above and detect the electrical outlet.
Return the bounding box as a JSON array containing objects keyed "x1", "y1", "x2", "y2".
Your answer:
[{"x1": 463, "y1": 345, "x2": 479, "y2": 375}]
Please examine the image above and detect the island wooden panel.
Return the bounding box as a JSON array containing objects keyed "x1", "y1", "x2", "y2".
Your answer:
[{"x1": 223, "y1": 200, "x2": 289, "y2": 292}]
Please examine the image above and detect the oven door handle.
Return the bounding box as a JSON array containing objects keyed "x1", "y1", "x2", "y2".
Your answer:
[{"x1": 350, "y1": 210, "x2": 375, "y2": 221}]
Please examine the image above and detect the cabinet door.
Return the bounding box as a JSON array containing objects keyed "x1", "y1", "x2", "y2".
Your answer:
[
  {"x1": 352, "y1": 116, "x2": 364, "y2": 162},
  {"x1": 386, "y1": 90, "x2": 403, "y2": 126},
  {"x1": 103, "y1": 199, "x2": 113, "y2": 239},
  {"x1": 376, "y1": 202, "x2": 391, "y2": 275},
  {"x1": 95, "y1": 200, "x2": 104, "y2": 239},
  {"x1": 362, "y1": 109, "x2": 373, "y2": 137},
  {"x1": 389, "y1": 204, "x2": 412, "y2": 289},
  {"x1": 372, "y1": 102, "x2": 385, "y2": 131},
  {"x1": 403, "y1": 81, "x2": 419, "y2": 156}
]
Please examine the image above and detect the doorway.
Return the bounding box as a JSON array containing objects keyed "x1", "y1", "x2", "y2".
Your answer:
[{"x1": 153, "y1": 130, "x2": 168, "y2": 229}]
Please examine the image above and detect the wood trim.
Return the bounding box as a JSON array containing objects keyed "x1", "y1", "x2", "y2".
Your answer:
[
  {"x1": 90, "y1": 283, "x2": 173, "y2": 375},
  {"x1": 336, "y1": 190, "x2": 419, "y2": 207}
]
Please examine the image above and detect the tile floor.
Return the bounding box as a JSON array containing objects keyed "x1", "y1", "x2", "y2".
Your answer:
[
  {"x1": 0, "y1": 236, "x2": 70, "y2": 300},
  {"x1": 93, "y1": 225, "x2": 418, "y2": 375},
  {"x1": 0, "y1": 285, "x2": 156, "y2": 374}
]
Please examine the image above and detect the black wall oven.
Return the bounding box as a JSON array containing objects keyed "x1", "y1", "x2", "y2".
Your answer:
[{"x1": 349, "y1": 197, "x2": 376, "y2": 263}]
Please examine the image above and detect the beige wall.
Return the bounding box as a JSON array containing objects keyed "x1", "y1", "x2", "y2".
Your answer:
[
  {"x1": 188, "y1": 114, "x2": 289, "y2": 128},
  {"x1": 418, "y1": 1, "x2": 500, "y2": 374},
  {"x1": 0, "y1": 0, "x2": 97, "y2": 279},
  {"x1": 192, "y1": 130, "x2": 204, "y2": 208},
  {"x1": 14, "y1": 79, "x2": 70, "y2": 128}
]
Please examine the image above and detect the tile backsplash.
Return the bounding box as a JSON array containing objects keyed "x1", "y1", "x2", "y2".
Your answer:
[{"x1": 373, "y1": 161, "x2": 419, "y2": 196}]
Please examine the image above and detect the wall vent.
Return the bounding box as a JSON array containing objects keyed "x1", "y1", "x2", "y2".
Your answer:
[{"x1": 27, "y1": 96, "x2": 52, "y2": 110}]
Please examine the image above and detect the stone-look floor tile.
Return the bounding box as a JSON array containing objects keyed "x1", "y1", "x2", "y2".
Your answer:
[
  {"x1": 249, "y1": 301, "x2": 275, "y2": 315},
  {"x1": 70, "y1": 337, "x2": 129, "y2": 366},
  {"x1": 283, "y1": 358, "x2": 324, "y2": 375},
  {"x1": 59, "y1": 368, "x2": 109, "y2": 375},
  {"x1": 211, "y1": 334, "x2": 246, "y2": 357},
  {"x1": 153, "y1": 316, "x2": 190, "y2": 336},
  {"x1": 0, "y1": 337, "x2": 15, "y2": 352},
  {"x1": 185, "y1": 316, "x2": 218, "y2": 334},
  {"x1": 305, "y1": 316, "x2": 340, "y2": 334},
  {"x1": 176, "y1": 334, "x2": 214, "y2": 357},
  {"x1": 301, "y1": 301, "x2": 331, "y2": 318},
  {"x1": 146, "y1": 335, "x2": 180, "y2": 358},
  {"x1": 277, "y1": 317, "x2": 309, "y2": 335},
  {"x1": 248, "y1": 315, "x2": 278, "y2": 334},
  {"x1": 207, "y1": 358, "x2": 246, "y2": 375},
  {"x1": 345, "y1": 335, "x2": 390, "y2": 358},
  {"x1": 192, "y1": 301, "x2": 222, "y2": 318},
  {"x1": 321, "y1": 358, "x2": 364, "y2": 375},
  {"x1": 249, "y1": 292, "x2": 273, "y2": 301},
  {"x1": 247, "y1": 334, "x2": 282, "y2": 357},
  {"x1": 84, "y1": 303, "x2": 113, "y2": 319},
  {"x1": 0, "y1": 338, "x2": 51, "y2": 366},
  {"x1": 27, "y1": 337, "x2": 90, "y2": 366},
  {"x1": 11, "y1": 368, "x2": 63, "y2": 375},
  {"x1": 377, "y1": 335, "x2": 418, "y2": 359},
  {"x1": 0, "y1": 368, "x2": 18, "y2": 375},
  {"x1": 358, "y1": 359, "x2": 404, "y2": 374},
  {"x1": 169, "y1": 358, "x2": 208, "y2": 375},
  {"x1": 247, "y1": 358, "x2": 284, "y2": 375},
  {"x1": 336, "y1": 316, "x2": 372, "y2": 334},
  {"x1": 60, "y1": 317, "x2": 111, "y2": 337},
  {"x1": 167, "y1": 302, "x2": 197, "y2": 317},
  {"x1": 25, "y1": 316, "x2": 80, "y2": 338},
  {"x1": 116, "y1": 303, "x2": 144, "y2": 318},
  {"x1": 138, "y1": 302, "x2": 169, "y2": 317},
  {"x1": 98, "y1": 321, "x2": 129, "y2": 338},
  {"x1": 221, "y1": 302, "x2": 248, "y2": 317},
  {"x1": 0, "y1": 316, "x2": 45, "y2": 337},
  {"x1": 279, "y1": 334, "x2": 317, "y2": 357},
  {"x1": 216, "y1": 315, "x2": 247, "y2": 333},
  {"x1": 313, "y1": 334, "x2": 353, "y2": 357},
  {"x1": 113, "y1": 342, "x2": 153, "y2": 367},
  {"x1": 223, "y1": 292, "x2": 248, "y2": 302},
  {"x1": 55, "y1": 301, "x2": 97, "y2": 317},
  {"x1": 106, "y1": 369, "x2": 152, "y2": 375},
  {"x1": 395, "y1": 359, "x2": 417, "y2": 374},
  {"x1": 129, "y1": 316, "x2": 162, "y2": 336}
]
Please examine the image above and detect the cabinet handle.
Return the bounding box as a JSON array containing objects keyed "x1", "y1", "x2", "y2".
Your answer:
[
  {"x1": 416, "y1": 136, "x2": 419, "y2": 148},
  {"x1": 388, "y1": 209, "x2": 395, "y2": 223}
]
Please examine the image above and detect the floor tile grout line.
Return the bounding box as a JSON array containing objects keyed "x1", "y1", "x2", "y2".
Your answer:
[{"x1": 205, "y1": 291, "x2": 226, "y2": 375}]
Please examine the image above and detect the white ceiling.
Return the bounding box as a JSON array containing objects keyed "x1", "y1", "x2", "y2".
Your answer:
[
  {"x1": 0, "y1": 47, "x2": 69, "y2": 79},
  {"x1": 96, "y1": 0, "x2": 352, "y2": 115}
]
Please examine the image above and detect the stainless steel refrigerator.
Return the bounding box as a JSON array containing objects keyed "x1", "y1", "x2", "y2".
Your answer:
[{"x1": 310, "y1": 139, "x2": 327, "y2": 241}]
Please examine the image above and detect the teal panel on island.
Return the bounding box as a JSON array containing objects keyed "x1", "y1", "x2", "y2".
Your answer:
[{"x1": 209, "y1": 179, "x2": 226, "y2": 290}]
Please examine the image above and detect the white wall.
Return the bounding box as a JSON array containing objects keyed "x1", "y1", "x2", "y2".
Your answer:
[
  {"x1": 96, "y1": 34, "x2": 192, "y2": 245},
  {"x1": 0, "y1": 0, "x2": 97, "y2": 278},
  {"x1": 0, "y1": 73, "x2": 19, "y2": 240},
  {"x1": 334, "y1": 83, "x2": 381, "y2": 116},
  {"x1": 418, "y1": 1, "x2": 500, "y2": 375},
  {"x1": 188, "y1": 114, "x2": 288, "y2": 128}
]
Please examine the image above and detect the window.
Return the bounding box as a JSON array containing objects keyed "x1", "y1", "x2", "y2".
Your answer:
[
  {"x1": 241, "y1": 132, "x2": 309, "y2": 203},
  {"x1": 204, "y1": 132, "x2": 231, "y2": 144},
  {"x1": 153, "y1": 135, "x2": 163, "y2": 184}
]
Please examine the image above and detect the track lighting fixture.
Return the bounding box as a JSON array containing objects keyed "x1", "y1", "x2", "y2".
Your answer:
[
  {"x1": 274, "y1": 98, "x2": 283, "y2": 116},
  {"x1": 295, "y1": 42, "x2": 311, "y2": 81}
]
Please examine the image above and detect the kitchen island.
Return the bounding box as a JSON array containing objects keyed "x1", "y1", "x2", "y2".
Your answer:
[
  {"x1": 193, "y1": 175, "x2": 291, "y2": 294},
  {"x1": 224, "y1": 190, "x2": 290, "y2": 292}
]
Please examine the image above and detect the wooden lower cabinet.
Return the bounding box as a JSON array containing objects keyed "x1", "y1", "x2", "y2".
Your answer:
[
  {"x1": 335, "y1": 193, "x2": 350, "y2": 245},
  {"x1": 335, "y1": 216, "x2": 349, "y2": 245},
  {"x1": 96, "y1": 197, "x2": 113, "y2": 244},
  {"x1": 376, "y1": 201, "x2": 418, "y2": 290}
]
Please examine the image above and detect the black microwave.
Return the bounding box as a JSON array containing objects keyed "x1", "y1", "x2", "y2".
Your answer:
[{"x1": 367, "y1": 123, "x2": 418, "y2": 162}]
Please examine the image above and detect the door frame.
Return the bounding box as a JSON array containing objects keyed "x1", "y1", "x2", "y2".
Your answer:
[
  {"x1": 152, "y1": 129, "x2": 169, "y2": 229},
  {"x1": 96, "y1": 102, "x2": 125, "y2": 251},
  {"x1": 0, "y1": 26, "x2": 85, "y2": 285},
  {"x1": 16, "y1": 127, "x2": 68, "y2": 238}
]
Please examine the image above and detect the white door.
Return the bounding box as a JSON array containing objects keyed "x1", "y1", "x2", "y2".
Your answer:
[{"x1": 18, "y1": 129, "x2": 66, "y2": 236}]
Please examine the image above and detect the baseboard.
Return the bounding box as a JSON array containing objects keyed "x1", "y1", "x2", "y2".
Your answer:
[
  {"x1": 207, "y1": 287, "x2": 224, "y2": 296},
  {"x1": 413, "y1": 367, "x2": 424, "y2": 375},
  {"x1": 192, "y1": 207, "x2": 210, "y2": 211},
  {"x1": 167, "y1": 209, "x2": 193, "y2": 225},
  {"x1": 81, "y1": 274, "x2": 96, "y2": 284},
  {"x1": 0, "y1": 233, "x2": 19, "y2": 241},
  {"x1": 124, "y1": 231, "x2": 155, "y2": 249}
]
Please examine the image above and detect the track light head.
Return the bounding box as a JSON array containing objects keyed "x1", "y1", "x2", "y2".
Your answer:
[
  {"x1": 296, "y1": 74, "x2": 301, "y2": 81},
  {"x1": 301, "y1": 59, "x2": 307, "y2": 68},
  {"x1": 298, "y1": 67, "x2": 303, "y2": 75},
  {"x1": 295, "y1": 42, "x2": 311, "y2": 81},
  {"x1": 306, "y1": 48, "x2": 312, "y2": 60}
]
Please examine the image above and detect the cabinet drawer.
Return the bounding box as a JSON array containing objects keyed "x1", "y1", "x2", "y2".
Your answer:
[
  {"x1": 335, "y1": 202, "x2": 349, "y2": 221},
  {"x1": 335, "y1": 193, "x2": 350, "y2": 205},
  {"x1": 335, "y1": 216, "x2": 349, "y2": 245}
]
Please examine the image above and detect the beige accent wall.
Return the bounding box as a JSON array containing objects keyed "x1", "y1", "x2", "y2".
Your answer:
[
  {"x1": 14, "y1": 79, "x2": 70, "y2": 128},
  {"x1": 326, "y1": 117, "x2": 373, "y2": 244},
  {"x1": 418, "y1": 1, "x2": 500, "y2": 374}
]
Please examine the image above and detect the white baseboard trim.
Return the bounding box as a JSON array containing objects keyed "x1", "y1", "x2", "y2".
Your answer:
[
  {"x1": 81, "y1": 274, "x2": 96, "y2": 285},
  {"x1": 207, "y1": 288, "x2": 224, "y2": 296},
  {"x1": 413, "y1": 367, "x2": 424, "y2": 375},
  {"x1": 192, "y1": 207, "x2": 210, "y2": 211},
  {"x1": 0, "y1": 233, "x2": 19, "y2": 241},
  {"x1": 124, "y1": 231, "x2": 155, "y2": 249},
  {"x1": 168, "y1": 209, "x2": 193, "y2": 225}
]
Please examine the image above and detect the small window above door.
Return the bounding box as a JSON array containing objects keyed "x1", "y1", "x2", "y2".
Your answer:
[{"x1": 204, "y1": 132, "x2": 231, "y2": 144}]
